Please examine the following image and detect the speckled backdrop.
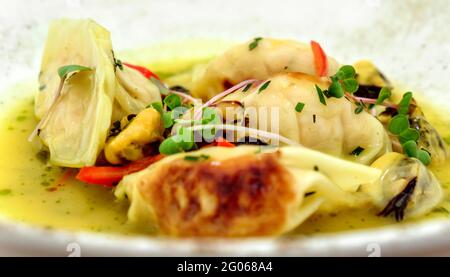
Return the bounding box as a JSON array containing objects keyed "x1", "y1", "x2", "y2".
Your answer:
[{"x1": 1, "y1": 0, "x2": 449, "y2": 102}]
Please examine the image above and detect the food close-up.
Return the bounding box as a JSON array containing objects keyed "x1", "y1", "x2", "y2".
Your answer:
[{"x1": 0, "y1": 0, "x2": 449, "y2": 259}]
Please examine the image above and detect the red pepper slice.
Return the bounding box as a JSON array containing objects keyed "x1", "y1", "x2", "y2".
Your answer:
[
  {"x1": 215, "y1": 138, "x2": 236, "y2": 148},
  {"x1": 123, "y1": 62, "x2": 160, "y2": 80},
  {"x1": 76, "y1": 154, "x2": 165, "y2": 187},
  {"x1": 310, "y1": 40, "x2": 329, "y2": 77}
]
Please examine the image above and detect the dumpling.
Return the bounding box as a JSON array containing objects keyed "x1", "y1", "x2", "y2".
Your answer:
[
  {"x1": 191, "y1": 38, "x2": 340, "y2": 100},
  {"x1": 115, "y1": 145, "x2": 381, "y2": 237},
  {"x1": 216, "y1": 73, "x2": 392, "y2": 164},
  {"x1": 35, "y1": 19, "x2": 117, "y2": 167}
]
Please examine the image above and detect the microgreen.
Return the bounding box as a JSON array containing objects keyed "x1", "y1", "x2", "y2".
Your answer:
[
  {"x1": 387, "y1": 91, "x2": 430, "y2": 165},
  {"x1": 164, "y1": 94, "x2": 182, "y2": 110},
  {"x1": 376, "y1": 87, "x2": 392, "y2": 105},
  {"x1": 58, "y1": 65, "x2": 91, "y2": 80},
  {"x1": 148, "y1": 102, "x2": 163, "y2": 114}
]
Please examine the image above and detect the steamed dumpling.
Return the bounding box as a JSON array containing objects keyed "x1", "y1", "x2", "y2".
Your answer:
[
  {"x1": 115, "y1": 146, "x2": 381, "y2": 237},
  {"x1": 191, "y1": 38, "x2": 340, "y2": 100},
  {"x1": 218, "y1": 73, "x2": 392, "y2": 164}
]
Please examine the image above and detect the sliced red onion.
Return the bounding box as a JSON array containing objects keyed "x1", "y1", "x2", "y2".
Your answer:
[
  {"x1": 194, "y1": 79, "x2": 259, "y2": 120},
  {"x1": 346, "y1": 93, "x2": 398, "y2": 109}
]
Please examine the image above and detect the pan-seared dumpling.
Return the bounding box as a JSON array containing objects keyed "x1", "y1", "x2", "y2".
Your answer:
[
  {"x1": 115, "y1": 146, "x2": 381, "y2": 237},
  {"x1": 218, "y1": 73, "x2": 391, "y2": 164},
  {"x1": 35, "y1": 19, "x2": 117, "y2": 167},
  {"x1": 191, "y1": 38, "x2": 340, "y2": 100}
]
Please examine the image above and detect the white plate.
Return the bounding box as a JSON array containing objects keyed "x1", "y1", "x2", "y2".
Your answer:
[{"x1": 1, "y1": 0, "x2": 450, "y2": 256}]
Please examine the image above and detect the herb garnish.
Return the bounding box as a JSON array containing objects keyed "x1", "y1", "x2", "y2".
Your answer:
[
  {"x1": 295, "y1": 102, "x2": 305, "y2": 113},
  {"x1": 148, "y1": 102, "x2": 163, "y2": 114},
  {"x1": 164, "y1": 94, "x2": 182, "y2": 110},
  {"x1": 304, "y1": 191, "x2": 316, "y2": 197},
  {"x1": 350, "y1": 146, "x2": 365, "y2": 156},
  {"x1": 57, "y1": 65, "x2": 92, "y2": 79},
  {"x1": 354, "y1": 101, "x2": 365, "y2": 114},
  {"x1": 249, "y1": 37, "x2": 263, "y2": 51},
  {"x1": 315, "y1": 85, "x2": 327, "y2": 105},
  {"x1": 112, "y1": 50, "x2": 123, "y2": 71},
  {"x1": 387, "y1": 92, "x2": 430, "y2": 165},
  {"x1": 328, "y1": 65, "x2": 359, "y2": 97},
  {"x1": 376, "y1": 87, "x2": 392, "y2": 105},
  {"x1": 184, "y1": 154, "x2": 210, "y2": 162},
  {"x1": 258, "y1": 80, "x2": 271, "y2": 93},
  {"x1": 242, "y1": 83, "x2": 253, "y2": 92}
]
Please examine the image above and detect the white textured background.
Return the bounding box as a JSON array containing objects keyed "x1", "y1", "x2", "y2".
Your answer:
[{"x1": 1, "y1": 0, "x2": 450, "y2": 103}]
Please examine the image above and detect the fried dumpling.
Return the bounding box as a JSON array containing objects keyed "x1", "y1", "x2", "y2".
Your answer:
[
  {"x1": 217, "y1": 73, "x2": 392, "y2": 164},
  {"x1": 191, "y1": 38, "x2": 340, "y2": 100},
  {"x1": 115, "y1": 146, "x2": 381, "y2": 237}
]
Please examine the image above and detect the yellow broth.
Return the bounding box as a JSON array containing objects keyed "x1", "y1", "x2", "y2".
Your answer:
[{"x1": 0, "y1": 44, "x2": 449, "y2": 237}]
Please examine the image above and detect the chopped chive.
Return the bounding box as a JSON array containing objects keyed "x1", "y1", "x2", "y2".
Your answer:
[
  {"x1": 295, "y1": 102, "x2": 305, "y2": 113},
  {"x1": 249, "y1": 37, "x2": 263, "y2": 51},
  {"x1": 315, "y1": 85, "x2": 327, "y2": 105},
  {"x1": 258, "y1": 80, "x2": 271, "y2": 93},
  {"x1": 304, "y1": 191, "x2": 316, "y2": 197},
  {"x1": 242, "y1": 83, "x2": 253, "y2": 92},
  {"x1": 354, "y1": 103, "x2": 364, "y2": 114},
  {"x1": 184, "y1": 154, "x2": 210, "y2": 162},
  {"x1": 350, "y1": 146, "x2": 365, "y2": 156}
]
